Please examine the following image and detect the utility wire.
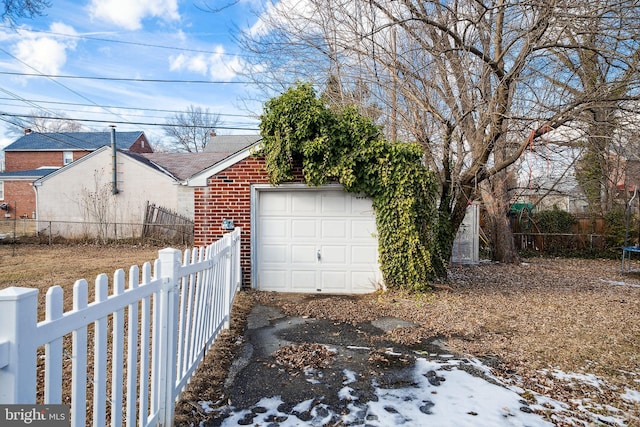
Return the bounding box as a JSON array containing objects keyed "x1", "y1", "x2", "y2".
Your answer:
[
  {"x1": 0, "y1": 47, "x2": 134, "y2": 126},
  {"x1": 0, "y1": 71, "x2": 256, "y2": 84},
  {"x1": 0, "y1": 97, "x2": 259, "y2": 120},
  {"x1": 0, "y1": 25, "x2": 249, "y2": 57},
  {"x1": 0, "y1": 112, "x2": 259, "y2": 131}
]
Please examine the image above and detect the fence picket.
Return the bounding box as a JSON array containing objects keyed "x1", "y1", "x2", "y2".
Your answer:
[
  {"x1": 44, "y1": 286, "x2": 64, "y2": 404},
  {"x1": 0, "y1": 228, "x2": 241, "y2": 427},
  {"x1": 93, "y1": 274, "x2": 109, "y2": 427},
  {"x1": 126, "y1": 266, "x2": 140, "y2": 427},
  {"x1": 71, "y1": 280, "x2": 89, "y2": 427},
  {"x1": 139, "y1": 262, "x2": 152, "y2": 425}
]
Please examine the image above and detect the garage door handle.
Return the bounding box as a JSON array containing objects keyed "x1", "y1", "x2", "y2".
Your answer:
[{"x1": 317, "y1": 250, "x2": 321, "y2": 261}]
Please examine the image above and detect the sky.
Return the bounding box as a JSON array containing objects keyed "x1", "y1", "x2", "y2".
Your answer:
[{"x1": 0, "y1": 0, "x2": 266, "y2": 150}]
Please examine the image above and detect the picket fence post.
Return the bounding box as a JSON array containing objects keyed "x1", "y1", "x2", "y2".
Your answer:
[
  {"x1": 157, "y1": 248, "x2": 181, "y2": 427},
  {"x1": 0, "y1": 287, "x2": 39, "y2": 404}
]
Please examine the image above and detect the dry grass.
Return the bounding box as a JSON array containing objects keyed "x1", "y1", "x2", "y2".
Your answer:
[
  {"x1": 0, "y1": 243, "x2": 165, "y2": 318},
  {"x1": 2, "y1": 244, "x2": 639, "y2": 425}
]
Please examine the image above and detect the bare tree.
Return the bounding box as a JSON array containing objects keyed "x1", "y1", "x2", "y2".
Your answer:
[
  {"x1": 1, "y1": 0, "x2": 50, "y2": 24},
  {"x1": 162, "y1": 105, "x2": 221, "y2": 152},
  {"x1": 239, "y1": 0, "x2": 640, "y2": 264},
  {"x1": 9, "y1": 110, "x2": 85, "y2": 137}
]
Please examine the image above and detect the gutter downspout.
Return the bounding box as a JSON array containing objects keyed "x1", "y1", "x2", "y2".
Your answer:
[{"x1": 110, "y1": 125, "x2": 119, "y2": 195}]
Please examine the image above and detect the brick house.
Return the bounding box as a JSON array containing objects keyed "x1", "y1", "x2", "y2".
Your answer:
[
  {"x1": 0, "y1": 130, "x2": 151, "y2": 218},
  {"x1": 187, "y1": 139, "x2": 382, "y2": 294}
]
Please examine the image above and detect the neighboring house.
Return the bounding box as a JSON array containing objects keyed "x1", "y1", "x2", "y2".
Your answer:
[
  {"x1": 33, "y1": 147, "x2": 233, "y2": 239},
  {"x1": 0, "y1": 130, "x2": 151, "y2": 218},
  {"x1": 186, "y1": 138, "x2": 383, "y2": 294}
]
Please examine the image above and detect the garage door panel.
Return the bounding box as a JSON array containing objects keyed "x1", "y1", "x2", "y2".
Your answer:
[
  {"x1": 291, "y1": 245, "x2": 317, "y2": 263},
  {"x1": 260, "y1": 270, "x2": 288, "y2": 290},
  {"x1": 321, "y1": 271, "x2": 347, "y2": 291},
  {"x1": 292, "y1": 219, "x2": 317, "y2": 238},
  {"x1": 260, "y1": 218, "x2": 288, "y2": 238},
  {"x1": 351, "y1": 246, "x2": 378, "y2": 265},
  {"x1": 261, "y1": 245, "x2": 287, "y2": 263},
  {"x1": 292, "y1": 193, "x2": 317, "y2": 215},
  {"x1": 321, "y1": 220, "x2": 347, "y2": 239},
  {"x1": 351, "y1": 220, "x2": 376, "y2": 239},
  {"x1": 352, "y1": 271, "x2": 382, "y2": 292},
  {"x1": 292, "y1": 271, "x2": 317, "y2": 289},
  {"x1": 261, "y1": 193, "x2": 288, "y2": 215},
  {"x1": 321, "y1": 193, "x2": 347, "y2": 215},
  {"x1": 351, "y1": 196, "x2": 374, "y2": 215},
  {"x1": 319, "y1": 246, "x2": 346, "y2": 264}
]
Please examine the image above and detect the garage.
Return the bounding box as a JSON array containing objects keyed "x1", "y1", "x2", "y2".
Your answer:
[{"x1": 253, "y1": 186, "x2": 382, "y2": 293}]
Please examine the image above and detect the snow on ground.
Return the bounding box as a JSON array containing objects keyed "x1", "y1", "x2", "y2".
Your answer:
[
  {"x1": 199, "y1": 353, "x2": 639, "y2": 426},
  {"x1": 205, "y1": 356, "x2": 557, "y2": 426},
  {"x1": 600, "y1": 278, "x2": 640, "y2": 288}
]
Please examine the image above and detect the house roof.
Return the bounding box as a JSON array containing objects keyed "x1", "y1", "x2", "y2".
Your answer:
[
  {"x1": 205, "y1": 135, "x2": 261, "y2": 153},
  {"x1": 3, "y1": 131, "x2": 146, "y2": 151},
  {"x1": 0, "y1": 168, "x2": 58, "y2": 179},
  {"x1": 186, "y1": 140, "x2": 263, "y2": 186},
  {"x1": 140, "y1": 152, "x2": 234, "y2": 181}
]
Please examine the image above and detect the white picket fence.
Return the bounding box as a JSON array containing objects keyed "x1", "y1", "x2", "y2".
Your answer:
[{"x1": 0, "y1": 228, "x2": 242, "y2": 427}]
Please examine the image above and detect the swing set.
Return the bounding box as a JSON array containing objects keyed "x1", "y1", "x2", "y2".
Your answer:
[{"x1": 621, "y1": 186, "x2": 639, "y2": 272}]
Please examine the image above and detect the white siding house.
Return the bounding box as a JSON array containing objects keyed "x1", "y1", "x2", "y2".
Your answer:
[{"x1": 34, "y1": 146, "x2": 183, "y2": 239}]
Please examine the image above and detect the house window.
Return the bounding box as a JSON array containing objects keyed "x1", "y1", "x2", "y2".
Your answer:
[
  {"x1": 63, "y1": 151, "x2": 73, "y2": 165},
  {"x1": 0, "y1": 181, "x2": 4, "y2": 200}
]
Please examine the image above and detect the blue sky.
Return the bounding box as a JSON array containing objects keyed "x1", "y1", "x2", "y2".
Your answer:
[{"x1": 0, "y1": 0, "x2": 265, "y2": 149}]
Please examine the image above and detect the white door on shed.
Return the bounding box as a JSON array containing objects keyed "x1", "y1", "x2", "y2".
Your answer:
[{"x1": 256, "y1": 189, "x2": 382, "y2": 293}]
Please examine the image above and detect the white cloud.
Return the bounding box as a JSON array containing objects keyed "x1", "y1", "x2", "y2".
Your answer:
[
  {"x1": 168, "y1": 45, "x2": 241, "y2": 81},
  {"x1": 11, "y1": 23, "x2": 78, "y2": 75},
  {"x1": 88, "y1": 0, "x2": 180, "y2": 31}
]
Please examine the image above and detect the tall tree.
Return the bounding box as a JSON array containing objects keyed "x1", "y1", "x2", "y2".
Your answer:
[
  {"x1": 1, "y1": 0, "x2": 50, "y2": 24},
  {"x1": 162, "y1": 105, "x2": 221, "y2": 152},
  {"x1": 239, "y1": 0, "x2": 640, "y2": 267}
]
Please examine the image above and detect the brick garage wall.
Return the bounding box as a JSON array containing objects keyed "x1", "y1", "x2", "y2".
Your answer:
[
  {"x1": 2, "y1": 180, "x2": 36, "y2": 218},
  {"x1": 4, "y1": 151, "x2": 91, "y2": 171},
  {"x1": 194, "y1": 156, "x2": 270, "y2": 288}
]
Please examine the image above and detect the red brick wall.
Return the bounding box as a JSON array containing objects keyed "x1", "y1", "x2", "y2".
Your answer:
[
  {"x1": 129, "y1": 134, "x2": 153, "y2": 153},
  {"x1": 194, "y1": 156, "x2": 270, "y2": 287},
  {"x1": 4, "y1": 151, "x2": 90, "y2": 171},
  {"x1": 1, "y1": 180, "x2": 36, "y2": 218}
]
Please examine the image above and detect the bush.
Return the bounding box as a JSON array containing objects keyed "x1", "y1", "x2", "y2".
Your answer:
[{"x1": 534, "y1": 207, "x2": 577, "y2": 234}]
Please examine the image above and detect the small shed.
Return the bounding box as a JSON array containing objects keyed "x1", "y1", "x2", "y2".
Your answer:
[
  {"x1": 187, "y1": 142, "x2": 382, "y2": 294},
  {"x1": 451, "y1": 202, "x2": 480, "y2": 265}
]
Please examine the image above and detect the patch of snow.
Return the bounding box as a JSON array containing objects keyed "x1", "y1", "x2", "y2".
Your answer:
[
  {"x1": 542, "y1": 369, "x2": 605, "y2": 390},
  {"x1": 338, "y1": 386, "x2": 358, "y2": 401},
  {"x1": 343, "y1": 368, "x2": 357, "y2": 385},
  {"x1": 600, "y1": 279, "x2": 640, "y2": 288},
  {"x1": 347, "y1": 345, "x2": 370, "y2": 350},
  {"x1": 219, "y1": 357, "x2": 554, "y2": 426},
  {"x1": 621, "y1": 388, "x2": 640, "y2": 403}
]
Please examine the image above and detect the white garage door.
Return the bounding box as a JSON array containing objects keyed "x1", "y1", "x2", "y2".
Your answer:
[{"x1": 256, "y1": 189, "x2": 382, "y2": 293}]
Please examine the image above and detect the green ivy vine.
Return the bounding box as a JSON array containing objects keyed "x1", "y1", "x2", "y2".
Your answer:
[{"x1": 259, "y1": 83, "x2": 442, "y2": 291}]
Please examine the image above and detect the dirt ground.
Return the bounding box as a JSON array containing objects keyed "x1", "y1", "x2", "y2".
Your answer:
[{"x1": 1, "y1": 244, "x2": 638, "y2": 425}]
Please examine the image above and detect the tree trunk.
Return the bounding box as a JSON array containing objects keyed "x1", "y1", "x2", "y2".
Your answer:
[{"x1": 481, "y1": 174, "x2": 520, "y2": 263}]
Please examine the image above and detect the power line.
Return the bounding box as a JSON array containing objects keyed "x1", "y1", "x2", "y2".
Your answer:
[
  {"x1": 0, "y1": 71, "x2": 256, "y2": 84},
  {"x1": 0, "y1": 47, "x2": 134, "y2": 126},
  {"x1": 0, "y1": 97, "x2": 259, "y2": 119},
  {"x1": 0, "y1": 25, "x2": 250, "y2": 57},
  {"x1": 0, "y1": 112, "x2": 260, "y2": 131}
]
